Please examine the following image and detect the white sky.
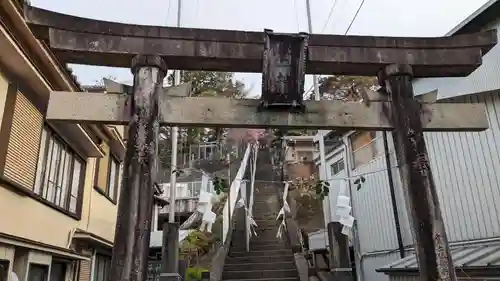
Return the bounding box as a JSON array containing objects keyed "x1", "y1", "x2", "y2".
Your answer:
[{"x1": 30, "y1": 0, "x2": 489, "y2": 95}]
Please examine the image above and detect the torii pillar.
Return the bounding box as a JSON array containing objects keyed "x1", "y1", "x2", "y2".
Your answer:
[
  {"x1": 380, "y1": 64, "x2": 455, "y2": 281},
  {"x1": 109, "y1": 54, "x2": 167, "y2": 281}
]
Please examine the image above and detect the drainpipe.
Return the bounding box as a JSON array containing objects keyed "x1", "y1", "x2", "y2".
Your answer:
[
  {"x1": 343, "y1": 133, "x2": 362, "y2": 281},
  {"x1": 382, "y1": 132, "x2": 405, "y2": 258}
]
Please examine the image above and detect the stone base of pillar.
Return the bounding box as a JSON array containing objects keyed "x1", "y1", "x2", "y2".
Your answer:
[
  {"x1": 162, "y1": 222, "x2": 180, "y2": 274},
  {"x1": 327, "y1": 222, "x2": 353, "y2": 281},
  {"x1": 159, "y1": 273, "x2": 182, "y2": 281}
]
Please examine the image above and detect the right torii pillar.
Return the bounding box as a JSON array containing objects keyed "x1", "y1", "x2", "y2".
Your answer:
[{"x1": 380, "y1": 64, "x2": 455, "y2": 281}]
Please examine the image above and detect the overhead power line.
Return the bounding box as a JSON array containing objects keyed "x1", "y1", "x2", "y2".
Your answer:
[
  {"x1": 345, "y1": 0, "x2": 366, "y2": 34},
  {"x1": 303, "y1": 0, "x2": 367, "y2": 99},
  {"x1": 293, "y1": 0, "x2": 301, "y2": 31},
  {"x1": 322, "y1": 0, "x2": 339, "y2": 32}
]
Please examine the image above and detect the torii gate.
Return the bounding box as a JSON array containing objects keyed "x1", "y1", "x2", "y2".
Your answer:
[{"x1": 23, "y1": 5, "x2": 497, "y2": 281}]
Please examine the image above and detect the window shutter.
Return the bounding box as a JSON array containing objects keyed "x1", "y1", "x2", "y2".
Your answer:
[
  {"x1": 78, "y1": 248, "x2": 92, "y2": 281},
  {"x1": 96, "y1": 144, "x2": 110, "y2": 190},
  {"x1": 78, "y1": 260, "x2": 91, "y2": 281},
  {"x1": 4, "y1": 92, "x2": 43, "y2": 189}
]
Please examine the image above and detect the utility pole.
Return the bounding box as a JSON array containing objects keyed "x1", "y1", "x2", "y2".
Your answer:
[
  {"x1": 305, "y1": 0, "x2": 321, "y2": 102},
  {"x1": 306, "y1": 1, "x2": 352, "y2": 280},
  {"x1": 306, "y1": 0, "x2": 331, "y2": 224},
  {"x1": 162, "y1": 1, "x2": 182, "y2": 280},
  {"x1": 169, "y1": 0, "x2": 182, "y2": 224}
]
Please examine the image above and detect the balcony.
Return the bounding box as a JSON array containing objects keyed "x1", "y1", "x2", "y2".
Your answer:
[
  {"x1": 158, "y1": 179, "x2": 213, "y2": 216},
  {"x1": 179, "y1": 142, "x2": 224, "y2": 168},
  {"x1": 160, "y1": 198, "x2": 198, "y2": 215}
]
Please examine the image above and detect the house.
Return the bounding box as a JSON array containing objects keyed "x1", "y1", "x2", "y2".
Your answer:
[
  {"x1": 157, "y1": 170, "x2": 213, "y2": 226},
  {"x1": 283, "y1": 135, "x2": 317, "y2": 181},
  {"x1": 0, "y1": 2, "x2": 126, "y2": 281},
  {"x1": 315, "y1": 1, "x2": 500, "y2": 280}
]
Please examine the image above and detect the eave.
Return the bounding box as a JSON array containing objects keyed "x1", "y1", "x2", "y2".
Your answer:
[
  {"x1": 73, "y1": 229, "x2": 113, "y2": 249},
  {"x1": 0, "y1": 0, "x2": 103, "y2": 158}
]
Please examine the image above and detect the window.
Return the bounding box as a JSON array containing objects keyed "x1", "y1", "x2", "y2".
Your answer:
[
  {"x1": 297, "y1": 151, "x2": 312, "y2": 161},
  {"x1": 49, "y1": 261, "x2": 66, "y2": 281},
  {"x1": 93, "y1": 255, "x2": 111, "y2": 281},
  {"x1": 34, "y1": 127, "x2": 85, "y2": 215},
  {"x1": 107, "y1": 156, "x2": 120, "y2": 201},
  {"x1": 94, "y1": 143, "x2": 120, "y2": 203},
  {"x1": 330, "y1": 159, "x2": 345, "y2": 176},
  {"x1": 28, "y1": 264, "x2": 48, "y2": 281},
  {"x1": 350, "y1": 131, "x2": 378, "y2": 169},
  {"x1": 187, "y1": 182, "x2": 202, "y2": 197},
  {"x1": 0, "y1": 260, "x2": 9, "y2": 281}
]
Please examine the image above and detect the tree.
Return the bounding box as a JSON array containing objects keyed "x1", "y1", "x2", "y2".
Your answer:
[
  {"x1": 167, "y1": 71, "x2": 248, "y2": 98},
  {"x1": 159, "y1": 71, "x2": 251, "y2": 168},
  {"x1": 316, "y1": 75, "x2": 378, "y2": 101}
]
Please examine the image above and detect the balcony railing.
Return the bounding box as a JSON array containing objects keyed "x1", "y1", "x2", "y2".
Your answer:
[
  {"x1": 159, "y1": 179, "x2": 213, "y2": 214},
  {"x1": 179, "y1": 141, "x2": 223, "y2": 167},
  {"x1": 160, "y1": 198, "x2": 198, "y2": 214}
]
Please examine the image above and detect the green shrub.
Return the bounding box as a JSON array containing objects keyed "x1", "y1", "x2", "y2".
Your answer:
[{"x1": 185, "y1": 266, "x2": 208, "y2": 281}]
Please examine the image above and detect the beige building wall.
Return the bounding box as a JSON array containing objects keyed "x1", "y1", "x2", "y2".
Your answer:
[{"x1": 0, "y1": 2, "x2": 125, "y2": 281}]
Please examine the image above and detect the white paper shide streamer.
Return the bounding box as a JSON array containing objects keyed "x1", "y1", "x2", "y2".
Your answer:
[
  {"x1": 276, "y1": 181, "x2": 291, "y2": 239},
  {"x1": 235, "y1": 196, "x2": 258, "y2": 237},
  {"x1": 336, "y1": 179, "x2": 355, "y2": 236},
  {"x1": 198, "y1": 190, "x2": 216, "y2": 232}
]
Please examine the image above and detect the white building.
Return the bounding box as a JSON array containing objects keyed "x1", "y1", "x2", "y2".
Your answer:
[{"x1": 315, "y1": 1, "x2": 500, "y2": 280}]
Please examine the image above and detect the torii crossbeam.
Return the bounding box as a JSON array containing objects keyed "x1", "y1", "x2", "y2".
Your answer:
[{"x1": 23, "y1": 5, "x2": 497, "y2": 281}]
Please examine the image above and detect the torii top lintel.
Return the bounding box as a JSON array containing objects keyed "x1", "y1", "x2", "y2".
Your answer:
[{"x1": 24, "y1": 5, "x2": 497, "y2": 78}]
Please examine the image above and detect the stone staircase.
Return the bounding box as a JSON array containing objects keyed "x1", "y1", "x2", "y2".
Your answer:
[{"x1": 221, "y1": 148, "x2": 299, "y2": 281}]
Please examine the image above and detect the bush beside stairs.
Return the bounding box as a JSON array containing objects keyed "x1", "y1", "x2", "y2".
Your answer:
[{"x1": 221, "y1": 148, "x2": 299, "y2": 281}]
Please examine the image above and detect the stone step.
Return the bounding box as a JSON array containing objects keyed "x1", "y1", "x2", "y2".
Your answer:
[
  {"x1": 253, "y1": 206, "x2": 279, "y2": 209},
  {"x1": 252, "y1": 214, "x2": 280, "y2": 219},
  {"x1": 237, "y1": 225, "x2": 280, "y2": 231},
  {"x1": 230, "y1": 249, "x2": 292, "y2": 257},
  {"x1": 229, "y1": 236, "x2": 284, "y2": 245},
  {"x1": 235, "y1": 225, "x2": 279, "y2": 231},
  {"x1": 247, "y1": 239, "x2": 286, "y2": 246},
  {"x1": 231, "y1": 243, "x2": 287, "y2": 252},
  {"x1": 222, "y1": 277, "x2": 300, "y2": 281},
  {"x1": 223, "y1": 268, "x2": 298, "y2": 280},
  {"x1": 253, "y1": 219, "x2": 281, "y2": 225},
  {"x1": 233, "y1": 232, "x2": 281, "y2": 240},
  {"x1": 224, "y1": 261, "x2": 296, "y2": 271},
  {"x1": 225, "y1": 253, "x2": 294, "y2": 264}
]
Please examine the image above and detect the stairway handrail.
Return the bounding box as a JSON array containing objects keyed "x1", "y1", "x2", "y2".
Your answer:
[
  {"x1": 222, "y1": 143, "x2": 252, "y2": 244},
  {"x1": 274, "y1": 139, "x2": 304, "y2": 253},
  {"x1": 245, "y1": 143, "x2": 259, "y2": 252}
]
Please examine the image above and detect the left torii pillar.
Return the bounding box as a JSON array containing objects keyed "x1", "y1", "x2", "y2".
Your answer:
[{"x1": 109, "y1": 54, "x2": 167, "y2": 281}]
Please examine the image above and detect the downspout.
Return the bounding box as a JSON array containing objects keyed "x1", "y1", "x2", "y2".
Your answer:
[
  {"x1": 343, "y1": 133, "x2": 363, "y2": 281},
  {"x1": 382, "y1": 132, "x2": 405, "y2": 258}
]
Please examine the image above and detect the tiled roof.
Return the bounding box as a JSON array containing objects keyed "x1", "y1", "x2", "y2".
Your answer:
[{"x1": 378, "y1": 241, "x2": 500, "y2": 273}]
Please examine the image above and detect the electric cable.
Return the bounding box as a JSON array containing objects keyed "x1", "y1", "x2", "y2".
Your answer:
[
  {"x1": 322, "y1": 0, "x2": 339, "y2": 32},
  {"x1": 303, "y1": 0, "x2": 367, "y2": 100}
]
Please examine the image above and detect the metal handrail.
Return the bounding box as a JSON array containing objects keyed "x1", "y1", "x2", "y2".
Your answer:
[
  {"x1": 222, "y1": 144, "x2": 252, "y2": 244},
  {"x1": 245, "y1": 144, "x2": 259, "y2": 252}
]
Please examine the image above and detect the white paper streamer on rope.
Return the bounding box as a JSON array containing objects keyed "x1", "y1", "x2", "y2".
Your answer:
[
  {"x1": 236, "y1": 197, "x2": 258, "y2": 237},
  {"x1": 276, "y1": 181, "x2": 291, "y2": 239},
  {"x1": 198, "y1": 190, "x2": 216, "y2": 233},
  {"x1": 336, "y1": 179, "x2": 355, "y2": 236}
]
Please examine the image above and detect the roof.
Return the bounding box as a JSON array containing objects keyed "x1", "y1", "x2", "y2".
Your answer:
[
  {"x1": 378, "y1": 241, "x2": 500, "y2": 274},
  {"x1": 446, "y1": 0, "x2": 500, "y2": 36}
]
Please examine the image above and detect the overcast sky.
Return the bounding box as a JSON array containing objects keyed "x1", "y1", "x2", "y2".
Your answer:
[{"x1": 30, "y1": 0, "x2": 489, "y2": 95}]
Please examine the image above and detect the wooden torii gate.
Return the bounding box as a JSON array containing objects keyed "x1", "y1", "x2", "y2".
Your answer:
[{"x1": 24, "y1": 5, "x2": 497, "y2": 281}]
